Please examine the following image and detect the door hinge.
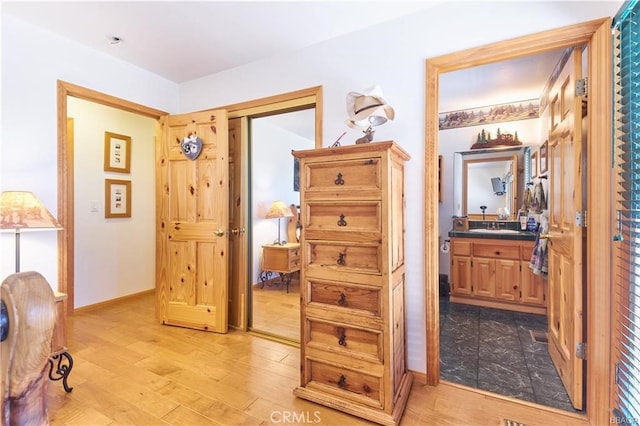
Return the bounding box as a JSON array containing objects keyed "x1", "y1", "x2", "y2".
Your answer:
[
  {"x1": 615, "y1": 362, "x2": 621, "y2": 385},
  {"x1": 576, "y1": 78, "x2": 588, "y2": 96},
  {"x1": 576, "y1": 211, "x2": 585, "y2": 228},
  {"x1": 576, "y1": 342, "x2": 587, "y2": 360}
]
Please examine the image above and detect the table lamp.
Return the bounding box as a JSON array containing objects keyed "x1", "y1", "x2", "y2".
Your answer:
[
  {"x1": 0, "y1": 191, "x2": 63, "y2": 272},
  {"x1": 266, "y1": 200, "x2": 294, "y2": 245}
]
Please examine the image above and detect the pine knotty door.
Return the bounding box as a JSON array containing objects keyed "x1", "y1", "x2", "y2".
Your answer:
[
  {"x1": 156, "y1": 109, "x2": 229, "y2": 333},
  {"x1": 546, "y1": 47, "x2": 585, "y2": 410}
]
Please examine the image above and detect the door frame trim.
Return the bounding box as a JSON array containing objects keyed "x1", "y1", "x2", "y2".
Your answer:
[
  {"x1": 220, "y1": 86, "x2": 323, "y2": 337},
  {"x1": 57, "y1": 81, "x2": 167, "y2": 313},
  {"x1": 56, "y1": 82, "x2": 321, "y2": 318},
  {"x1": 424, "y1": 18, "x2": 612, "y2": 425}
]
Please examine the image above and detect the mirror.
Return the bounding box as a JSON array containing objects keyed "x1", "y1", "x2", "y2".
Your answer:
[
  {"x1": 453, "y1": 145, "x2": 531, "y2": 219},
  {"x1": 249, "y1": 108, "x2": 315, "y2": 342}
]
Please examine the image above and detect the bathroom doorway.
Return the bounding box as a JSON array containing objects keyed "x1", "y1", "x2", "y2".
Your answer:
[{"x1": 426, "y1": 19, "x2": 613, "y2": 421}]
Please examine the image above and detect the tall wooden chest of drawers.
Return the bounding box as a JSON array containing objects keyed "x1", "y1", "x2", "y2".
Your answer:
[{"x1": 292, "y1": 141, "x2": 412, "y2": 426}]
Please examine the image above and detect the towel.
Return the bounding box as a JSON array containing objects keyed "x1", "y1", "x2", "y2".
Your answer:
[
  {"x1": 532, "y1": 182, "x2": 547, "y2": 213},
  {"x1": 529, "y1": 213, "x2": 548, "y2": 276}
]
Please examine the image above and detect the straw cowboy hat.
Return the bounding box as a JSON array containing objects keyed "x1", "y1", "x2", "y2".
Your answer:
[{"x1": 345, "y1": 85, "x2": 395, "y2": 130}]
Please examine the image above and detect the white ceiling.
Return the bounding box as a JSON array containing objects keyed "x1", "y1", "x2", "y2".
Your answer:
[
  {"x1": 3, "y1": 1, "x2": 567, "y2": 136},
  {"x1": 2, "y1": 1, "x2": 442, "y2": 83}
]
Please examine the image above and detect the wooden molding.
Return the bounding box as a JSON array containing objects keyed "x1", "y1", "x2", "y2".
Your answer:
[{"x1": 424, "y1": 18, "x2": 612, "y2": 425}]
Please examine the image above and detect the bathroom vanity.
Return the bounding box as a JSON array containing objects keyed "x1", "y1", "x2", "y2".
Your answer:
[{"x1": 447, "y1": 227, "x2": 546, "y2": 315}]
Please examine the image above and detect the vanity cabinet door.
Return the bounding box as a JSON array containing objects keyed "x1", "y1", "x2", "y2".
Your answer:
[
  {"x1": 494, "y1": 259, "x2": 520, "y2": 301},
  {"x1": 472, "y1": 258, "x2": 496, "y2": 298},
  {"x1": 521, "y1": 262, "x2": 546, "y2": 306},
  {"x1": 451, "y1": 255, "x2": 472, "y2": 296}
]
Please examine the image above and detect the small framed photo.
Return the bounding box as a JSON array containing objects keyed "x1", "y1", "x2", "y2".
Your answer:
[
  {"x1": 539, "y1": 140, "x2": 549, "y2": 174},
  {"x1": 105, "y1": 179, "x2": 131, "y2": 218},
  {"x1": 104, "y1": 131, "x2": 131, "y2": 173},
  {"x1": 531, "y1": 151, "x2": 538, "y2": 179}
]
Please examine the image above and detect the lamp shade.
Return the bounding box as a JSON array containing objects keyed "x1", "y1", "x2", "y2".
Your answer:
[
  {"x1": 0, "y1": 191, "x2": 62, "y2": 231},
  {"x1": 265, "y1": 201, "x2": 294, "y2": 219}
]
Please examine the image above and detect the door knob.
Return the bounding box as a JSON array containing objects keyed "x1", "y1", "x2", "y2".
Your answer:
[
  {"x1": 230, "y1": 227, "x2": 245, "y2": 236},
  {"x1": 539, "y1": 233, "x2": 550, "y2": 239},
  {"x1": 214, "y1": 229, "x2": 226, "y2": 237}
]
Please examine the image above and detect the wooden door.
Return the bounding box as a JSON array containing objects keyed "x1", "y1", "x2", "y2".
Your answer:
[
  {"x1": 473, "y1": 258, "x2": 495, "y2": 298},
  {"x1": 451, "y1": 255, "x2": 472, "y2": 296},
  {"x1": 156, "y1": 109, "x2": 229, "y2": 333},
  {"x1": 228, "y1": 117, "x2": 247, "y2": 329},
  {"x1": 520, "y1": 264, "x2": 545, "y2": 306},
  {"x1": 494, "y1": 259, "x2": 520, "y2": 302},
  {"x1": 546, "y1": 48, "x2": 585, "y2": 409}
]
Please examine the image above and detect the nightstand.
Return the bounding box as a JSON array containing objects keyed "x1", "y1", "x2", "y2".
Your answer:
[{"x1": 260, "y1": 243, "x2": 300, "y2": 292}]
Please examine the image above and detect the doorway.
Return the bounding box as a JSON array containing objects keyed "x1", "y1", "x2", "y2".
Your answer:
[
  {"x1": 56, "y1": 82, "x2": 323, "y2": 334},
  {"x1": 437, "y1": 47, "x2": 582, "y2": 413},
  {"x1": 223, "y1": 86, "x2": 323, "y2": 342},
  {"x1": 423, "y1": 18, "x2": 613, "y2": 425}
]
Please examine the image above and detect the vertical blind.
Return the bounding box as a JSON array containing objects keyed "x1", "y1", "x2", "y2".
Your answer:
[{"x1": 613, "y1": 0, "x2": 640, "y2": 424}]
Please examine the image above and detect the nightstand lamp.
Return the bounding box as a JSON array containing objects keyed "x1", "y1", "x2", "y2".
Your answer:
[
  {"x1": 0, "y1": 191, "x2": 63, "y2": 272},
  {"x1": 266, "y1": 200, "x2": 294, "y2": 245}
]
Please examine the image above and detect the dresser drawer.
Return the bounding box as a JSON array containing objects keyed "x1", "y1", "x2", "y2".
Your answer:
[
  {"x1": 304, "y1": 157, "x2": 381, "y2": 194},
  {"x1": 307, "y1": 359, "x2": 382, "y2": 408},
  {"x1": 473, "y1": 243, "x2": 520, "y2": 260},
  {"x1": 307, "y1": 280, "x2": 381, "y2": 317},
  {"x1": 304, "y1": 202, "x2": 381, "y2": 241},
  {"x1": 307, "y1": 320, "x2": 382, "y2": 363},
  {"x1": 451, "y1": 240, "x2": 471, "y2": 256},
  {"x1": 305, "y1": 241, "x2": 381, "y2": 275},
  {"x1": 521, "y1": 242, "x2": 534, "y2": 260}
]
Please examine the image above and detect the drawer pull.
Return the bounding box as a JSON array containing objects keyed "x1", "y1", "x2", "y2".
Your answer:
[
  {"x1": 337, "y1": 328, "x2": 347, "y2": 346},
  {"x1": 337, "y1": 252, "x2": 346, "y2": 265},
  {"x1": 338, "y1": 292, "x2": 347, "y2": 306},
  {"x1": 337, "y1": 214, "x2": 347, "y2": 227},
  {"x1": 337, "y1": 374, "x2": 347, "y2": 389},
  {"x1": 334, "y1": 173, "x2": 345, "y2": 185}
]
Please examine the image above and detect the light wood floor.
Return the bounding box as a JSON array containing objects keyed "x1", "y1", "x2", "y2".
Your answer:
[
  {"x1": 46, "y1": 292, "x2": 590, "y2": 425},
  {"x1": 251, "y1": 278, "x2": 300, "y2": 341}
]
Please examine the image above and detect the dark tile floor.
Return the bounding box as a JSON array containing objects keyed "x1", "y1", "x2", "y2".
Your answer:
[{"x1": 439, "y1": 297, "x2": 583, "y2": 414}]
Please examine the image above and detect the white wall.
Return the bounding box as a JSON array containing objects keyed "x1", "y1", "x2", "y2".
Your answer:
[
  {"x1": 177, "y1": 1, "x2": 622, "y2": 373},
  {"x1": 0, "y1": 14, "x2": 178, "y2": 287},
  {"x1": 68, "y1": 97, "x2": 156, "y2": 308},
  {"x1": 1, "y1": 1, "x2": 623, "y2": 373}
]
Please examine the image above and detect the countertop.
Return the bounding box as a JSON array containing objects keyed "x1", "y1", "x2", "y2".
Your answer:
[{"x1": 448, "y1": 229, "x2": 537, "y2": 241}]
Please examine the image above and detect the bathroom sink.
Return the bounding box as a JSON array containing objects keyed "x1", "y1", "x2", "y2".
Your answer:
[{"x1": 467, "y1": 228, "x2": 523, "y2": 234}]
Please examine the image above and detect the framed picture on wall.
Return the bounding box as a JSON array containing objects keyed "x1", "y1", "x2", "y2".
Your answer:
[
  {"x1": 105, "y1": 179, "x2": 131, "y2": 218},
  {"x1": 104, "y1": 131, "x2": 131, "y2": 173},
  {"x1": 539, "y1": 140, "x2": 548, "y2": 174}
]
